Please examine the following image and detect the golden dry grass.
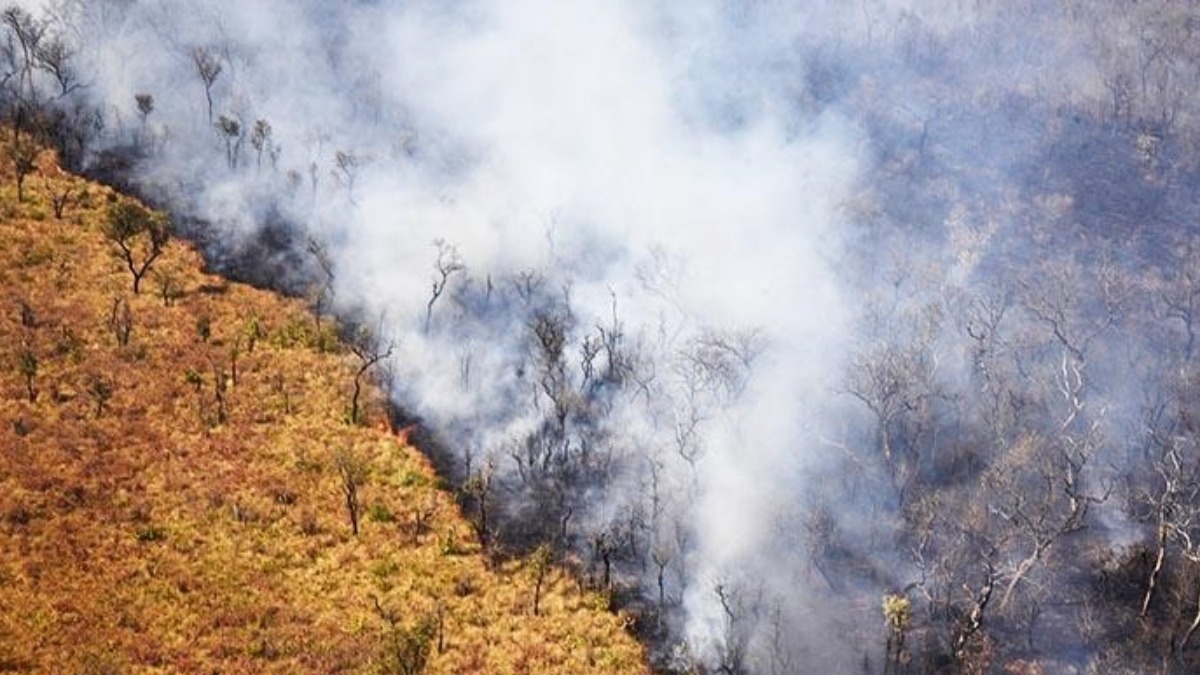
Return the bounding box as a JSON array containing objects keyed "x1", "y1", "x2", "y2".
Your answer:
[{"x1": 0, "y1": 149, "x2": 648, "y2": 674}]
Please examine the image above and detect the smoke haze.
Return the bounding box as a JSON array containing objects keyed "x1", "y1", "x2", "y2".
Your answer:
[
  {"x1": 48, "y1": 0, "x2": 862, "y2": 666},
  {"x1": 17, "y1": 0, "x2": 1200, "y2": 672}
]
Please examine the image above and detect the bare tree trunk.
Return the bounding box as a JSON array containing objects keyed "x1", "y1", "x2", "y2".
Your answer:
[
  {"x1": 954, "y1": 569, "x2": 994, "y2": 662},
  {"x1": 1000, "y1": 550, "x2": 1040, "y2": 612},
  {"x1": 1180, "y1": 581, "x2": 1200, "y2": 650},
  {"x1": 1143, "y1": 520, "x2": 1168, "y2": 617}
]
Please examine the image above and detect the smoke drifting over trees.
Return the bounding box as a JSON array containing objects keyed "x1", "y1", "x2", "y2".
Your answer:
[{"x1": 11, "y1": 0, "x2": 1200, "y2": 671}]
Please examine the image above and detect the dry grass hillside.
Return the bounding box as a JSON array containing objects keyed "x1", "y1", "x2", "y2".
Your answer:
[{"x1": 0, "y1": 148, "x2": 649, "y2": 674}]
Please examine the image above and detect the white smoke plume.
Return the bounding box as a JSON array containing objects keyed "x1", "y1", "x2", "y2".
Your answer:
[{"x1": 37, "y1": 0, "x2": 862, "y2": 668}]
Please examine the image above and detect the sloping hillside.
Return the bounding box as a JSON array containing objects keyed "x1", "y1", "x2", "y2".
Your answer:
[{"x1": 0, "y1": 149, "x2": 648, "y2": 674}]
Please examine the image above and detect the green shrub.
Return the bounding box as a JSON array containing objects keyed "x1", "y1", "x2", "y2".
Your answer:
[
  {"x1": 135, "y1": 526, "x2": 165, "y2": 542},
  {"x1": 369, "y1": 502, "x2": 395, "y2": 523},
  {"x1": 378, "y1": 614, "x2": 436, "y2": 675},
  {"x1": 399, "y1": 470, "x2": 429, "y2": 488},
  {"x1": 372, "y1": 558, "x2": 401, "y2": 579}
]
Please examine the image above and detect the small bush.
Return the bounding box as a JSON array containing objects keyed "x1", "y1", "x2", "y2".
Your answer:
[
  {"x1": 6, "y1": 506, "x2": 32, "y2": 527},
  {"x1": 294, "y1": 451, "x2": 322, "y2": 474},
  {"x1": 195, "y1": 315, "x2": 212, "y2": 343},
  {"x1": 454, "y1": 575, "x2": 477, "y2": 597},
  {"x1": 299, "y1": 511, "x2": 320, "y2": 536},
  {"x1": 62, "y1": 485, "x2": 86, "y2": 508},
  {"x1": 11, "y1": 417, "x2": 32, "y2": 437},
  {"x1": 54, "y1": 326, "x2": 84, "y2": 363},
  {"x1": 20, "y1": 242, "x2": 54, "y2": 267},
  {"x1": 372, "y1": 558, "x2": 401, "y2": 579},
  {"x1": 377, "y1": 611, "x2": 437, "y2": 675},
  {"x1": 135, "y1": 526, "x2": 166, "y2": 542},
  {"x1": 399, "y1": 470, "x2": 429, "y2": 488},
  {"x1": 369, "y1": 502, "x2": 395, "y2": 523},
  {"x1": 270, "y1": 317, "x2": 304, "y2": 348},
  {"x1": 440, "y1": 533, "x2": 467, "y2": 556},
  {"x1": 184, "y1": 369, "x2": 204, "y2": 391},
  {"x1": 272, "y1": 488, "x2": 298, "y2": 505}
]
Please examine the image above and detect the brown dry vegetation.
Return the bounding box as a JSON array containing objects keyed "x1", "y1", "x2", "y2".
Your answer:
[{"x1": 0, "y1": 149, "x2": 648, "y2": 674}]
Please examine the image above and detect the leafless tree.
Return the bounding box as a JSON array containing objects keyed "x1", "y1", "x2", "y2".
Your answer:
[
  {"x1": 679, "y1": 327, "x2": 765, "y2": 405},
  {"x1": 305, "y1": 236, "x2": 335, "y2": 334},
  {"x1": 216, "y1": 113, "x2": 241, "y2": 169},
  {"x1": 1159, "y1": 237, "x2": 1200, "y2": 364},
  {"x1": 1128, "y1": 392, "x2": 1200, "y2": 657},
  {"x1": 335, "y1": 448, "x2": 368, "y2": 536},
  {"x1": 425, "y1": 239, "x2": 464, "y2": 333},
  {"x1": 53, "y1": 101, "x2": 102, "y2": 171},
  {"x1": 333, "y1": 149, "x2": 360, "y2": 202},
  {"x1": 665, "y1": 327, "x2": 764, "y2": 472},
  {"x1": 651, "y1": 543, "x2": 673, "y2": 617},
  {"x1": 952, "y1": 286, "x2": 1024, "y2": 443},
  {"x1": 1018, "y1": 257, "x2": 1127, "y2": 365},
  {"x1": 190, "y1": 46, "x2": 222, "y2": 125},
  {"x1": 896, "y1": 479, "x2": 1007, "y2": 672},
  {"x1": 33, "y1": 34, "x2": 75, "y2": 96},
  {"x1": 346, "y1": 324, "x2": 393, "y2": 426},
  {"x1": 529, "y1": 543, "x2": 552, "y2": 616},
  {"x1": 951, "y1": 564, "x2": 996, "y2": 665},
  {"x1": 7, "y1": 127, "x2": 37, "y2": 201},
  {"x1": 591, "y1": 525, "x2": 621, "y2": 593},
  {"x1": 250, "y1": 118, "x2": 272, "y2": 170},
  {"x1": 135, "y1": 93, "x2": 154, "y2": 124},
  {"x1": 209, "y1": 359, "x2": 229, "y2": 425},
  {"x1": 44, "y1": 176, "x2": 76, "y2": 219},
  {"x1": 107, "y1": 296, "x2": 132, "y2": 347},
  {"x1": 462, "y1": 459, "x2": 495, "y2": 550},
  {"x1": 87, "y1": 374, "x2": 112, "y2": 418},
  {"x1": 713, "y1": 581, "x2": 750, "y2": 675},
  {"x1": 510, "y1": 268, "x2": 545, "y2": 304},
  {"x1": 761, "y1": 599, "x2": 798, "y2": 675},
  {"x1": 18, "y1": 341, "x2": 36, "y2": 402},
  {"x1": 844, "y1": 338, "x2": 938, "y2": 484},
  {"x1": 2, "y1": 7, "x2": 45, "y2": 103},
  {"x1": 984, "y1": 432, "x2": 1102, "y2": 613}
]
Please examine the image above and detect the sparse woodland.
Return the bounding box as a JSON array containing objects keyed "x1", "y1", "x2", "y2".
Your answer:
[
  {"x1": 0, "y1": 146, "x2": 646, "y2": 671},
  {"x1": 10, "y1": 2, "x2": 1200, "y2": 674}
]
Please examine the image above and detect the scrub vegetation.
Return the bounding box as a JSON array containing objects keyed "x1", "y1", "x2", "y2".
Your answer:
[{"x1": 0, "y1": 146, "x2": 646, "y2": 674}]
